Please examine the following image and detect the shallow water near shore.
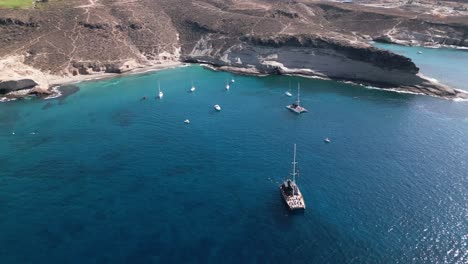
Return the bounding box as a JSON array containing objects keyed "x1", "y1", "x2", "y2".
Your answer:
[
  {"x1": 373, "y1": 42, "x2": 468, "y2": 92},
  {"x1": 1, "y1": 57, "x2": 468, "y2": 262}
]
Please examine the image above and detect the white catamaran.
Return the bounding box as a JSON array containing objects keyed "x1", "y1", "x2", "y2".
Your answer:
[
  {"x1": 280, "y1": 144, "x2": 306, "y2": 211},
  {"x1": 286, "y1": 83, "x2": 307, "y2": 113}
]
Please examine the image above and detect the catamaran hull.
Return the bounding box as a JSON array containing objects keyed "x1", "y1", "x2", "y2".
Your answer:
[
  {"x1": 280, "y1": 187, "x2": 306, "y2": 211},
  {"x1": 286, "y1": 106, "x2": 308, "y2": 114}
]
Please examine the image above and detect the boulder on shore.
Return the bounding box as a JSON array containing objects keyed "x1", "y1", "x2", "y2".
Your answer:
[{"x1": 0, "y1": 79, "x2": 38, "y2": 94}]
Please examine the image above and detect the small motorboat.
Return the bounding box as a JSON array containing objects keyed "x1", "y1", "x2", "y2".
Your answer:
[
  {"x1": 285, "y1": 90, "x2": 292, "y2": 97},
  {"x1": 226, "y1": 83, "x2": 230, "y2": 91},
  {"x1": 190, "y1": 81, "x2": 196, "y2": 92},
  {"x1": 157, "y1": 81, "x2": 164, "y2": 99},
  {"x1": 324, "y1": 138, "x2": 331, "y2": 143},
  {"x1": 417, "y1": 51, "x2": 423, "y2": 54},
  {"x1": 184, "y1": 119, "x2": 190, "y2": 124},
  {"x1": 231, "y1": 78, "x2": 235, "y2": 83},
  {"x1": 214, "y1": 104, "x2": 221, "y2": 111}
]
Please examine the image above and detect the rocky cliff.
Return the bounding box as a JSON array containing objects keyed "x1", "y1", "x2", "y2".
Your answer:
[{"x1": 0, "y1": 0, "x2": 467, "y2": 99}]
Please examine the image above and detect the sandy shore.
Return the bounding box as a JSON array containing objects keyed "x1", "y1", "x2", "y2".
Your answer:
[{"x1": 0, "y1": 55, "x2": 185, "y2": 92}]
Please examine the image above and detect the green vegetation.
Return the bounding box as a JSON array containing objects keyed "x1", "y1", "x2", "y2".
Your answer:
[{"x1": 0, "y1": 0, "x2": 34, "y2": 9}]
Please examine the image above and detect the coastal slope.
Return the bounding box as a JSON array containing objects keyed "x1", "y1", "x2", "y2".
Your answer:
[{"x1": 0, "y1": 0, "x2": 467, "y2": 99}]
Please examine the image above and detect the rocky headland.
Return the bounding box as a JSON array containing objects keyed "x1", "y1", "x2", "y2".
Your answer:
[{"x1": 0, "y1": 0, "x2": 467, "y2": 100}]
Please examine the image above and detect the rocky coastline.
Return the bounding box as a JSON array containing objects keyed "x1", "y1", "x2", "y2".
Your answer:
[{"x1": 1, "y1": 0, "x2": 467, "y2": 101}]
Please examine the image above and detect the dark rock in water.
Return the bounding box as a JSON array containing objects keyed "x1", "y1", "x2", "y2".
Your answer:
[
  {"x1": 57, "y1": 85, "x2": 80, "y2": 104},
  {"x1": 42, "y1": 102, "x2": 53, "y2": 110},
  {"x1": 0, "y1": 79, "x2": 38, "y2": 94}
]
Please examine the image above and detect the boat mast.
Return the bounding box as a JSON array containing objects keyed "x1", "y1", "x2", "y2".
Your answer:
[
  {"x1": 158, "y1": 81, "x2": 161, "y2": 93},
  {"x1": 297, "y1": 83, "x2": 301, "y2": 105},
  {"x1": 291, "y1": 144, "x2": 298, "y2": 195}
]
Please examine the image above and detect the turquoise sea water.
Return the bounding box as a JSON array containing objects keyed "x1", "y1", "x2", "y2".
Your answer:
[
  {"x1": 1, "y1": 49, "x2": 468, "y2": 263},
  {"x1": 373, "y1": 42, "x2": 468, "y2": 91}
]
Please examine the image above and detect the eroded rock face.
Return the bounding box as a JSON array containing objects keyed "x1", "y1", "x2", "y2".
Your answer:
[
  {"x1": 0, "y1": 79, "x2": 37, "y2": 94},
  {"x1": 0, "y1": 0, "x2": 467, "y2": 99}
]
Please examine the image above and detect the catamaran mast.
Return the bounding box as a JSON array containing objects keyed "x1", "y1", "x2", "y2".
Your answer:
[
  {"x1": 297, "y1": 83, "x2": 301, "y2": 105},
  {"x1": 292, "y1": 144, "x2": 298, "y2": 195}
]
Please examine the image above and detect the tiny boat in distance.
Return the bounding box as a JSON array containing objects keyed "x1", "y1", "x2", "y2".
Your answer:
[
  {"x1": 285, "y1": 81, "x2": 292, "y2": 97},
  {"x1": 231, "y1": 78, "x2": 235, "y2": 83},
  {"x1": 190, "y1": 81, "x2": 196, "y2": 92},
  {"x1": 417, "y1": 51, "x2": 423, "y2": 54},
  {"x1": 280, "y1": 144, "x2": 306, "y2": 211},
  {"x1": 157, "y1": 81, "x2": 164, "y2": 99},
  {"x1": 226, "y1": 80, "x2": 230, "y2": 91},
  {"x1": 286, "y1": 83, "x2": 307, "y2": 114},
  {"x1": 324, "y1": 138, "x2": 331, "y2": 143},
  {"x1": 214, "y1": 104, "x2": 221, "y2": 111},
  {"x1": 184, "y1": 119, "x2": 190, "y2": 124}
]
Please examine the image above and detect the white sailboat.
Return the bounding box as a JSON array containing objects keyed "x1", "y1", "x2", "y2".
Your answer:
[
  {"x1": 231, "y1": 77, "x2": 235, "y2": 83},
  {"x1": 157, "y1": 81, "x2": 164, "y2": 99},
  {"x1": 280, "y1": 144, "x2": 306, "y2": 210},
  {"x1": 225, "y1": 80, "x2": 230, "y2": 90},
  {"x1": 286, "y1": 83, "x2": 307, "y2": 113}
]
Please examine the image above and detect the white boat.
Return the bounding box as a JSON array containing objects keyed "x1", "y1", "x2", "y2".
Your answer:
[
  {"x1": 286, "y1": 83, "x2": 307, "y2": 114},
  {"x1": 190, "y1": 81, "x2": 196, "y2": 92},
  {"x1": 214, "y1": 104, "x2": 221, "y2": 111},
  {"x1": 184, "y1": 119, "x2": 190, "y2": 124},
  {"x1": 324, "y1": 138, "x2": 331, "y2": 143},
  {"x1": 157, "y1": 81, "x2": 164, "y2": 99},
  {"x1": 285, "y1": 81, "x2": 292, "y2": 96},
  {"x1": 280, "y1": 144, "x2": 306, "y2": 211},
  {"x1": 226, "y1": 80, "x2": 230, "y2": 90},
  {"x1": 417, "y1": 51, "x2": 423, "y2": 54},
  {"x1": 231, "y1": 78, "x2": 235, "y2": 83}
]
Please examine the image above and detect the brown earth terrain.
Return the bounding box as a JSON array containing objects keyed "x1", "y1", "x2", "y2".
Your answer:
[{"x1": 0, "y1": 0, "x2": 467, "y2": 99}]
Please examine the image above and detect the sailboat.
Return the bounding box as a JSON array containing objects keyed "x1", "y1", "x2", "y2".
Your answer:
[
  {"x1": 286, "y1": 83, "x2": 307, "y2": 113},
  {"x1": 280, "y1": 144, "x2": 306, "y2": 211},
  {"x1": 231, "y1": 77, "x2": 235, "y2": 83},
  {"x1": 225, "y1": 80, "x2": 230, "y2": 91},
  {"x1": 190, "y1": 81, "x2": 196, "y2": 92},
  {"x1": 157, "y1": 81, "x2": 164, "y2": 99}
]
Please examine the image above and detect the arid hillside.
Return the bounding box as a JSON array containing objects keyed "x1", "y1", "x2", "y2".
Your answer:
[{"x1": 0, "y1": 0, "x2": 467, "y2": 99}]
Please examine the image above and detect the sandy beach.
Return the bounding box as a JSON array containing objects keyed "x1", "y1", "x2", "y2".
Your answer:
[{"x1": 0, "y1": 55, "x2": 184, "y2": 89}]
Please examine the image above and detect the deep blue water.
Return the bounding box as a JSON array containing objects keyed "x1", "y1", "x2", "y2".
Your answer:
[{"x1": 1, "y1": 51, "x2": 468, "y2": 263}]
